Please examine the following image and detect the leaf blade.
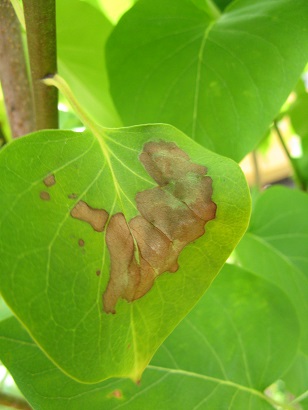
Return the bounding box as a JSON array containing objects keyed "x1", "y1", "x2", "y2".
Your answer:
[
  {"x1": 106, "y1": 0, "x2": 308, "y2": 160},
  {"x1": 0, "y1": 264, "x2": 300, "y2": 409},
  {"x1": 0, "y1": 125, "x2": 250, "y2": 382}
]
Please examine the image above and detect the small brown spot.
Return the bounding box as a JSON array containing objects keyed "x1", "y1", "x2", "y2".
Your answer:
[
  {"x1": 107, "y1": 389, "x2": 123, "y2": 399},
  {"x1": 127, "y1": 343, "x2": 131, "y2": 349},
  {"x1": 40, "y1": 191, "x2": 50, "y2": 201},
  {"x1": 68, "y1": 193, "x2": 78, "y2": 199},
  {"x1": 71, "y1": 201, "x2": 109, "y2": 232},
  {"x1": 43, "y1": 174, "x2": 56, "y2": 187},
  {"x1": 96, "y1": 270, "x2": 101, "y2": 276},
  {"x1": 78, "y1": 239, "x2": 85, "y2": 247}
]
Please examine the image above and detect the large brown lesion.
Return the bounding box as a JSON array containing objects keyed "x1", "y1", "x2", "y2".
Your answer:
[{"x1": 103, "y1": 141, "x2": 216, "y2": 314}]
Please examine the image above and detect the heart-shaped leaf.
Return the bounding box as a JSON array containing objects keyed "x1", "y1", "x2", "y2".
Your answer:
[
  {"x1": 106, "y1": 0, "x2": 308, "y2": 161},
  {"x1": 0, "y1": 123, "x2": 250, "y2": 383},
  {"x1": 0, "y1": 264, "x2": 301, "y2": 409},
  {"x1": 235, "y1": 186, "x2": 308, "y2": 354}
]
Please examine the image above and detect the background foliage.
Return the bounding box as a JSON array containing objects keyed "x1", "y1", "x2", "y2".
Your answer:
[{"x1": 0, "y1": 0, "x2": 307, "y2": 409}]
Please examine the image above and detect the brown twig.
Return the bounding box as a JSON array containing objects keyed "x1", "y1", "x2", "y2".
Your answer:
[
  {"x1": 23, "y1": 0, "x2": 58, "y2": 130},
  {"x1": 0, "y1": 0, "x2": 34, "y2": 138}
]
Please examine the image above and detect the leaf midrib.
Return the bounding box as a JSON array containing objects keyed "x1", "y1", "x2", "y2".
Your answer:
[
  {"x1": 192, "y1": 20, "x2": 216, "y2": 139},
  {"x1": 146, "y1": 365, "x2": 296, "y2": 410},
  {"x1": 0, "y1": 331, "x2": 300, "y2": 410}
]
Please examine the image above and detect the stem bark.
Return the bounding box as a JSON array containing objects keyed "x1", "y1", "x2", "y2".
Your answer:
[
  {"x1": 0, "y1": 0, "x2": 34, "y2": 138},
  {"x1": 22, "y1": 0, "x2": 58, "y2": 130}
]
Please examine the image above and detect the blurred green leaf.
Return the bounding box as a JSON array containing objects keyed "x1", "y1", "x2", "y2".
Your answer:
[
  {"x1": 83, "y1": 0, "x2": 138, "y2": 23},
  {"x1": 235, "y1": 186, "x2": 308, "y2": 356},
  {"x1": 289, "y1": 86, "x2": 308, "y2": 139},
  {"x1": 58, "y1": 106, "x2": 83, "y2": 130},
  {"x1": 57, "y1": 0, "x2": 121, "y2": 127},
  {"x1": 0, "y1": 297, "x2": 12, "y2": 322},
  {"x1": 0, "y1": 264, "x2": 301, "y2": 410},
  {"x1": 213, "y1": 0, "x2": 233, "y2": 11},
  {"x1": 0, "y1": 87, "x2": 11, "y2": 144},
  {"x1": 0, "y1": 124, "x2": 250, "y2": 383},
  {"x1": 106, "y1": 0, "x2": 308, "y2": 161},
  {"x1": 282, "y1": 352, "x2": 308, "y2": 409}
]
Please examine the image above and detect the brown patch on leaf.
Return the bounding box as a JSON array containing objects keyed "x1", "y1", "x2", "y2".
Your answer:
[
  {"x1": 40, "y1": 191, "x2": 50, "y2": 201},
  {"x1": 103, "y1": 213, "x2": 141, "y2": 314},
  {"x1": 96, "y1": 270, "x2": 101, "y2": 276},
  {"x1": 103, "y1": 141, "x2": 216, "y2": 313},
  {"x1": 68, "y1": 193, "x2": 78, "y2": 199},
  {"x1": 107, "y1": 389, "x2": 123, "y2": 399},
  {"x1": 43, "y1": 173, "x2": 56, "y2": 187},
  {"x1": 71, "y1": 201, "x2": 109, "y2": 232},
  {"x1": 78, "y1": 239, "x2": 85, "y2": 247}
]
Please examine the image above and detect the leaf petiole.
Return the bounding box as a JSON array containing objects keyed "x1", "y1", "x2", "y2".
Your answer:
[{"x1": 43, "y1": 74, "x2": 104, "y2": 136}]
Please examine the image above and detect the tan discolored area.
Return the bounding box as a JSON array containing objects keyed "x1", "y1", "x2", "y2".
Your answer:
[
  {"x1": 103, "y1": 213, "x2": 142, "y2": 314},
  {"x1": 71, "y1": 201, "x2": 109, "y2": 232},
  {"x1": 40, "y1": 191, "x2": 50, "y2": 201},
  {"x1": 43, "y1": 173, "x2": 56, "y2": 187},
  {"x1": 139, "y1": 140, "x2": 206, "y2": 185},
  {"x1": 78, "y1": 239, "x2": 85, "y2": 247},
  {"x1": 107, "y1": 389, "x2": 123, "y2": 399},
  {"x1": 136, "y1": 188, "x2": 206, "y2": 242},
  {"x1": 103, "y1": 140, "x2": 216, "y2": 313}
]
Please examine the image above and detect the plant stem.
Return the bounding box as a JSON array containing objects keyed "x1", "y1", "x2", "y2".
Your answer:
[
  {"x1": 42, "y1": 74, "x2": 94, "y2": 131},
  {"x1": 0, "y1": 0, "x2": 34, "y2": 138},
  {"x1": 22, "y1": 0, "x2": 58, "y2": 130},
  {"x1": 10, "y1": 0, "x2": 26, "y2": 30},
  {"x1": 0, "y1": 392, "x2": 32, "y2": 410},
  {"x1": 274, "y1": 121, "x2": 305, "y2": 190}
]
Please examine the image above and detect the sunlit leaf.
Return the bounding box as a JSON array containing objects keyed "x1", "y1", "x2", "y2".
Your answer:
[
  {"x1": 0, "y1": 123, "x2": 250, "y2": 382},
  {"x1": 0, "y1": 264, "x2": 301, "y2": 410},
  {"x1": 290, "y1": 79, "x2": 308, "y2": 139},
  {"x1": 106, "y1": 0, "x2": 308, "y2": 161},
  {"x1": 235, "y1": 186, "x2": 308, "y2": 355},
  {"x1": 57, "y1": 0, "x2": 121, "y2": 127}
]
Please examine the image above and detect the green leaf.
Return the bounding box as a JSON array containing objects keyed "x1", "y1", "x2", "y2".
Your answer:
[
  {"x1": 106, "y1": 0, "x2": 308, "y2": 161},
  {"x1": 242, "y1": 186, "x2": 308, "y2": 273},
  {"x1": 94, "y1": 0, "x2": 138, "y2": 23},
  {"x1": 0, "y1": 297, "x2": 12, "y2": 322},
  {"x1": 57, "y1": 0, "x2": 121, "y2": 127},
  {"x1": 0, "y1": 123, "x2": 250, "y2": 383},
  {"x1": 0, "y1": 86, "x2": 11, "y2": 144},
  {"x1": 282, "y1": 352, "x2": 308, "y2": 409},
  {"x1": 0, "y1": 264, "x2": 301, "y2": 410},
  {"x1": 295, "y1": 138, "x2": 308, "y2": 186},
  {"x1": 289, "y1": 82, "x2": 308, "y2": 139},
  {"x1": 213, "y1": 0, "x2": 233, "y2": 11},
  {"x1": 235, "y1": 186, "x2": 308, "y2": 354}
]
